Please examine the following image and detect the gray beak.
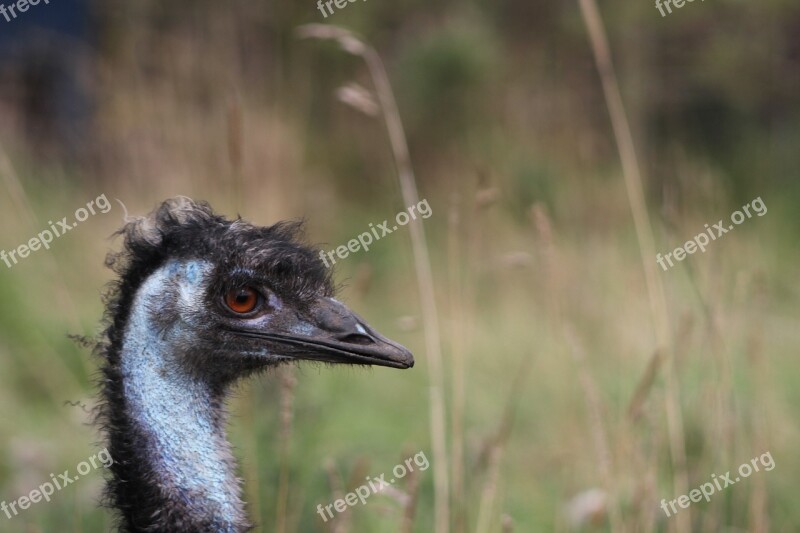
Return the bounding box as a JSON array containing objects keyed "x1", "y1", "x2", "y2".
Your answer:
[{"x1": 232, "y1": 298, "x2": 414, "y2": 369}]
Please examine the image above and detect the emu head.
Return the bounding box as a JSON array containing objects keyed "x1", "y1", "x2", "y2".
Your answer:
[{"x1": 110, "y1": 198, "x2": 414, "y2": 386}]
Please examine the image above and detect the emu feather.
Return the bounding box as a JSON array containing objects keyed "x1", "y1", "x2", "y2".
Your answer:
[{"x1": 95, "y1": 199, "x2": 413, "y2": 532}]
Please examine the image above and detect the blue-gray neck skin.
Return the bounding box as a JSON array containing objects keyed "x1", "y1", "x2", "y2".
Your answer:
[{"x1": 118, "y1": 260, "x2": 248, "y2": 532}]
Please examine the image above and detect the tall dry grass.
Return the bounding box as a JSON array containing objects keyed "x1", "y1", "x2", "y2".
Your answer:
[
  {"x1": 0, "y1": 4, "x2": 797, "y2": 532},
  {"x1": 297, "y1": 24, "x2": 451, "y2": 533},
  {"x1": 577, "y1": 0, "x2": 687, "y2": 530}
]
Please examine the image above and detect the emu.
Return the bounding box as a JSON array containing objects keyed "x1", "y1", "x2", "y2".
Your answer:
[{"x1": 95, "y1": 198, "x2": 413, "y2": 532}]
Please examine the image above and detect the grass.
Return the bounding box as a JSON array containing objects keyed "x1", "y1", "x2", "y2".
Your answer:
[
  {"x1": 0, "y1": 170, "x2": 798, "y2": 531},
  {"x1": 1, "y1": 8, "x2": 799, "y2": 533}
]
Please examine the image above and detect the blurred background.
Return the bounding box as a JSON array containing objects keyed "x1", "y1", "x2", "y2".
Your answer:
[{"x1": 0, "y1": 0, "x2": 798, "y2": 531}]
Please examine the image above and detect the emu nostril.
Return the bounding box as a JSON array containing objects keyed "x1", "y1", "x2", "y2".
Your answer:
[
  {"x1": 313, "y1": 306, "x2": 355, "y2": 334},
  {"x1": 338, "y1": 333, "x2": 374, "y2": 345}
]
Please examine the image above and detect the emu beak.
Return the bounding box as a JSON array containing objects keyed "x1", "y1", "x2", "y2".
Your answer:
[
  {"x1": 295, "y1": 298, "x2": 415, "y2": 369},
  {"x1": 233, "y1": 298, "x2": 414, "y2": 369}
]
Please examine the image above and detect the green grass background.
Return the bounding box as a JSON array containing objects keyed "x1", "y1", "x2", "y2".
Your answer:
[{"x1": 1, "y1": 0, "x2": 799, "y2": 531}]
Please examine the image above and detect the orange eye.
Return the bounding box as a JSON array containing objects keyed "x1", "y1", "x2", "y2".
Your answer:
[{"x1": 225, "y1": 287, "x2": 259, "y2": 314}]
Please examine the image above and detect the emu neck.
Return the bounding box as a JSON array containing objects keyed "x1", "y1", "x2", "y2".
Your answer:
[{"x1": 118, "y1": 263, "x2": 248, "y2": 532}]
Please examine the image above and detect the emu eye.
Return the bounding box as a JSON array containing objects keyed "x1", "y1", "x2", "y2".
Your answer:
[{"x1": 224, "y1": 287, "x2": 260, "y2": 315}]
